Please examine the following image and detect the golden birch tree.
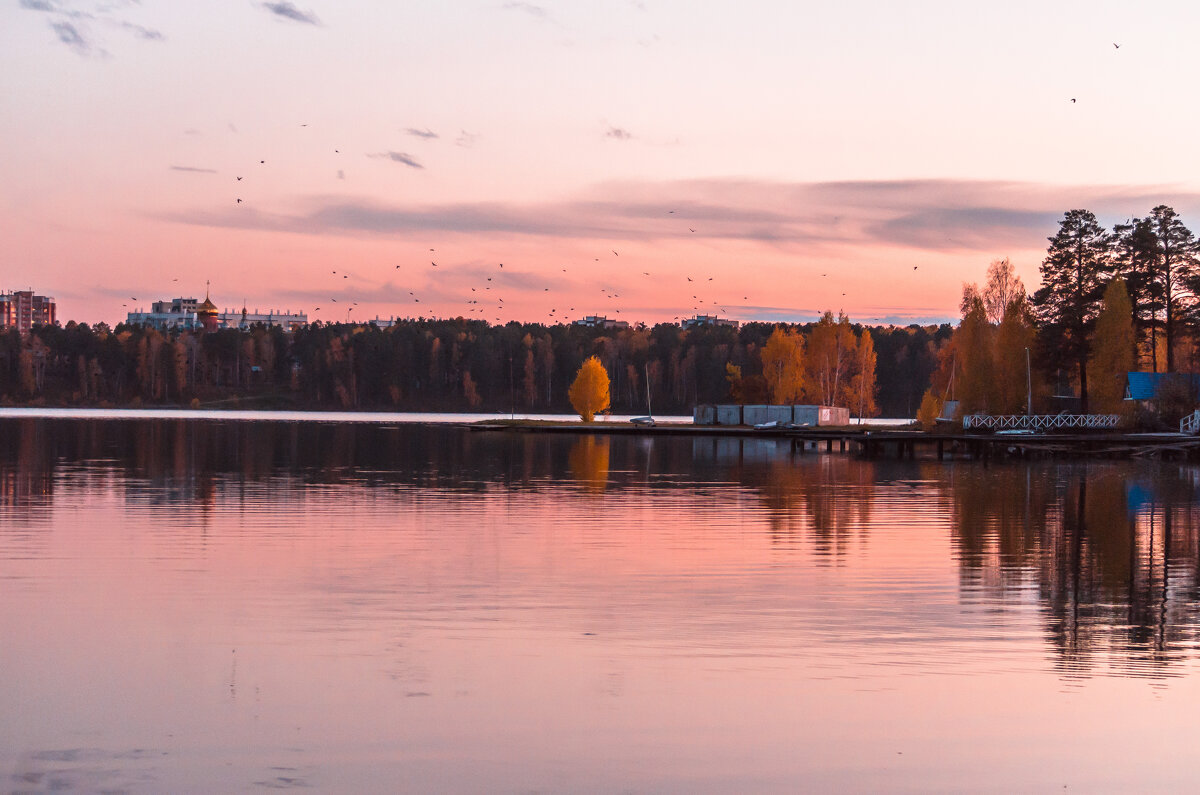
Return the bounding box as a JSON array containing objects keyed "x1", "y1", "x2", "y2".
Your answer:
[
  {"x1": 568, "y1": 355, "x2": 611, "y2": 422},
  {"x1": 1088, "y1": 278, "x2": 1135, "y2": 412},
  {"x1": 955, "y1": 293, "x2": 995, "y2": 414},
  {"x1": 848, "y1": 328, "x2": 879, "y2": 418},
  {"x1": 806, "y1": 311, "x2": 857, "y2": 406},
  {"x1": 760, "y1": 327, "x2": 806, "y2": 404},
  {"x1": 993, "y1": 296, "x2": 1036, "y2": 414}
]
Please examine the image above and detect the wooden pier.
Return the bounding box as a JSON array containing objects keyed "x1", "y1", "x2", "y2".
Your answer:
[{"x1": 468, "y1": 421, "x2": 1200, "y2": 460}]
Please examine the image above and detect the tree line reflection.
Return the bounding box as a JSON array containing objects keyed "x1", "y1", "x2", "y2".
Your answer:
[{"x1": 4, "y1": 419, "x2": 1200, "y2": 676}]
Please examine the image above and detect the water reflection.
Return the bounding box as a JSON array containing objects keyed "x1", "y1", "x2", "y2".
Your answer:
[
  {"x1": 942, "y1": 462, "x2": 1200, "y2": 678},
  {"x1": 4, "y1": 418, "x2": 1200, "y2": 686},
  {"x1": 567, "y1": 436, "x2": 610, "y2": 493},
  {"x1": 10, "y1": 418, "x2": 1200, "y2": 790}
]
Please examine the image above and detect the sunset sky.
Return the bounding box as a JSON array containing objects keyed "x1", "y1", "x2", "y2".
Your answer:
[{"x1": 5, "y1": 0, "x2": 1200, "y2": 327}]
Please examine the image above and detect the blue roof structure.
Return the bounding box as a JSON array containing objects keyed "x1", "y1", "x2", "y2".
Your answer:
[{"x1": 1124, "y1": 372, "x2": 1200, "y2": 400}]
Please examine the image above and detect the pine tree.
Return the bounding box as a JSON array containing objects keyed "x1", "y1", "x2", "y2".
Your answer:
[
  {"x1": 1149, "y1": 205, "x2": 1200, "y2": 372},
  {"x1": 1031, "y1": 209, "x2": 1113, "y2": 413},
  {"x1": 1112, "y1": 216, "x2": 1161, "y2": 370}
]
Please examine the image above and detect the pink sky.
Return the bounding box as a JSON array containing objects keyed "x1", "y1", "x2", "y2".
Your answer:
[{"x1": 5, "y1": 1, "x2": 1200, "y2": 326}]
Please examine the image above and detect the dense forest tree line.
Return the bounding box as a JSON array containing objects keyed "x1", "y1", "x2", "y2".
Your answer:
[
  {"x1": 9, "y1": 205, "x2": 1198, "y2": 421},
  {"x1": 0, "y1": 314, "x2": 950, "y2": 418}
]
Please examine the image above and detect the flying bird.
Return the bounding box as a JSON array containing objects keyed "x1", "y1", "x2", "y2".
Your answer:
[
  {"x1": 431, "y1": 261, "x2": 438, "y2": 267},
  {"x1": 236, "y1": 176, "x2": 243, "y2": 181},
  {"x1": 612, "y1": 250, "x2": 619, "y2": 256},
  {"x1": 236, "y1": 198, "x2": 242, "y2": 203},
  {"x1": 1113, "y1": 42, "x2": 1120, "y2": 49},
  {"x1": 1070, "y1": 98, "x2": 1076, "y2": 103}
]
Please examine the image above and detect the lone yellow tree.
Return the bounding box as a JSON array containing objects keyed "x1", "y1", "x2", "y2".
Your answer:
[{"x1": 568, "y1": 355, "x2": 611, "y2": 422}]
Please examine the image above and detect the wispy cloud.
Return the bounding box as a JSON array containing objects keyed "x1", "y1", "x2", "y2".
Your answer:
[
  {"x1": 405, "y1": 128, "x2": 439, "y2": 140},
  {"x1": 502, "y1": 2, "x2": 549, "y2": 19},
  {"x1": 114, "y1": 20, "x2": 163, "y2": 40},
  {"x1": 22, "y1": 0, "x2": 162, "y2": 54},
  {"x1": 261, "y1": 2, "x2": 320, "y2": 25},
  {"x1": 368, "y1": 151, "x2": 424, "y2": 169},
  {"x1": 165, "y1": 178, "x2": 1200, "y2": 258},
  {"x1": 455, "y1": 130, "x2": 479, "y2": 148},
  {"x1": 50, "y1": 20, "x2": 96, "y2": 55},
  {"x1": 605, "y1": 126, "x2": 633, "y2": 141},
  {"x1": 169, "y1": 165, "x2": 218, "y2": 174}
]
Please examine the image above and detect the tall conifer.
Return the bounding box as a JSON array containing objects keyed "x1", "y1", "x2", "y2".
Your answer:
[{"x1": 1031, "y1": 209, "x2": 1113, "y2": 413}]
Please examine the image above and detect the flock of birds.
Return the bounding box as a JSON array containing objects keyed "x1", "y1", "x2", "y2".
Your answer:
[
  {"x1": 173, "y1": 40, "x2": 1123, "y2": 328},
  {"x1": 222, "y1": 142, "x2": 761, "y2": 326}
]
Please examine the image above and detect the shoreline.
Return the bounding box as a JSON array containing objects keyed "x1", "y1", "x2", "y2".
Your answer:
[{"x1": 3, "y1": 407, "x2": 1195, "y2": 459}]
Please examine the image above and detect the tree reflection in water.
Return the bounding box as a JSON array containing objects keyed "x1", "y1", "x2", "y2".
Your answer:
[
  {"x1": 943, "y1": 461, "x2": 1200, "y2": 678},
  {"x1": 6, "y1": 418, "x2": 1200, "y2": 679}
]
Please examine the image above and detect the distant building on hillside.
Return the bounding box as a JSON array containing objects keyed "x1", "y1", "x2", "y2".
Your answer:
[
  {"x1": 126, "y1": 290, "x2": 306, "y2": 332},
  {"x1": 0, "y1": 290, "x2": 56, "y2": 333},
  {"x1": 126, "y1": 296, "x2": 202, "y2": 331},
  {"x1": 573, "y1": 315, "x2": 629, "y2": 330},
  {"x1": 681, "y1": 314, "x2": 738, "y2": 330},
  {"x1": 368, "y1": 317, "x2": 397, "y2": 329},
  {"x1": 216, "y1": 305, "x2": 307, "y2": 331}
]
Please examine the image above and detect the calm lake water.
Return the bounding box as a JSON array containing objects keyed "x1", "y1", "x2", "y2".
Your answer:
[{"x1": 3, "y1": 418, "x2": 1200, "y2": 793}]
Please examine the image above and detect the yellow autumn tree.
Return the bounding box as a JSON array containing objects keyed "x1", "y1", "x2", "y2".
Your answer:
[
  {"x1": 1089, "y1": 278, "x2": 1135, "y2": 413},
  {"x1": 847, "y1": 328, "x2": 878, "y2": 418},
  {"x1": 806, "y1": 311, "x2": 857, "y2": 406},
  {"x1": 916, "y1": 388, "x2": 942, "y2": 430},
  {"x1": 760, "y1": 327, "x2": 806, "y2": 404},
  {"x1": 955, "y1": 292, "x2": 995, "y2": 414},
  {"x1": 993, "y1": 296, "x2": 1036, "y2": 414},
  {"x1": 568, "y1": 355, "x2": 611, "y2": 422}
]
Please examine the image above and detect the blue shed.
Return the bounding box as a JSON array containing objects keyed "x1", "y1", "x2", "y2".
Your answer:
[{"x1": 1124, "y1": 372, "x2": 1200, "y2": 401}]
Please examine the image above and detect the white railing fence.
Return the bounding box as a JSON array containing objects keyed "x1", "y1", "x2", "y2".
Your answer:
[
  {"x1": 1181, "y1": 411, "x2": 1200, "y2": 435},
  {"x1": 963, "y1": 414, "x2": 1121, "y2": 431}
]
